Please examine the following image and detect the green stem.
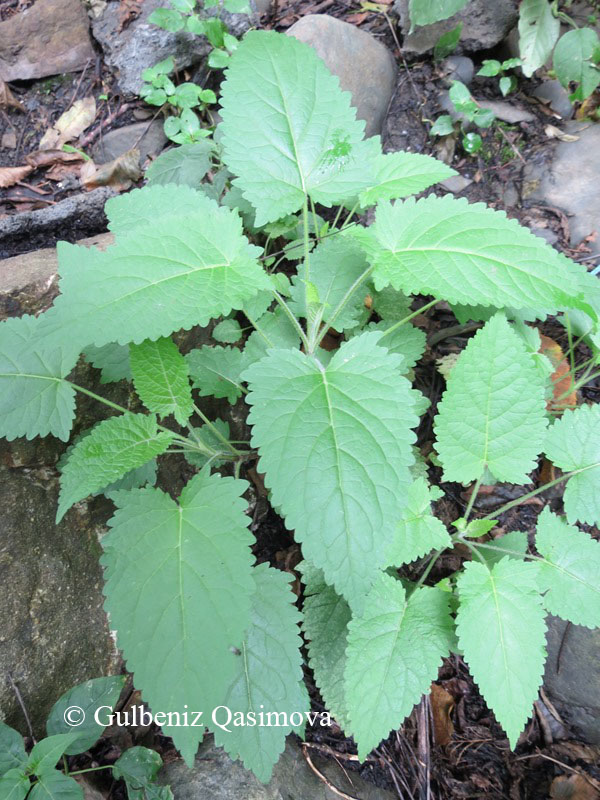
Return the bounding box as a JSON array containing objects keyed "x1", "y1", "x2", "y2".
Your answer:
[
  {"x1": 193, "y1": 403, "x2": 239, "y2": 456},
  {"x1": 565, "y1": 311, "x2": 577, "y2": 384},
  {"x1": 341, "y1": 201, "x2": 360, "y2": 229},
  {"x1": 413, "y1": 547, "x2": 445, "y2": 590},
  {"x1": 331, "y1": 204, "x2": 345, "y2": 231},
  {"x1": 463, "y1": 474, "x2": 483, "y2": 521},
  {"x1": 62, "y1": 756, "x2": 69, "y2": 776},
  {"x1": 378, "y1": 299, "x2": 439, "y2": 341},
  {"x1": 303, "y1": 196, "x2": 318, "y2": 345},
  {"x1": 480, "y1": 463, "x2": 600, "y2": 521},
  {"x1": 310, "y1": 197, "x2": 320, "y2": 242},
  {"x1": 272, "y1": 290, "x2": 310, "y2": 351},
  {"x1": 69, "y1": 383, "x2": 190, "y2": 445},
  {"x1": 244, "y1": 312, "x2": 273, "y2": 348},
  {"x1": 310, "y1": 264, "x2": 375, "y2": 352},
  {"x1": 67, "y1": 766, "x2": 115, "y2": 777}
]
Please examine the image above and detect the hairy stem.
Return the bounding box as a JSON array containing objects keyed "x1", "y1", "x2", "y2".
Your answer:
[
  {"x1": 272, "y1": 290, "x2": 310, "y2": 351},
  {"x1": 69, "y1": 383, "x2": 190, "y2": 445},
  {"x1": 463, "y1": 474, "x2": 483, "y2": 521},
  {"x1": 378, "y1": 298, "x2": 439, "y2": 341},
  {"x1": 310, "y1": 264, "x2": 374, "y2": 352},
  {"x1": 193, "y1": 403, "x2": 240, "y2": 456}
]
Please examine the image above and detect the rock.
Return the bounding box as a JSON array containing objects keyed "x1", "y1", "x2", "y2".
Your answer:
[
  {"x1": 531, "y1": 80, "x2": 574, "y2": 120},
  {"x1": 255, "y1": 0, "x2": 271, "y2": 14},
  {"x1": 395, "y1": 0, "x2": 517, "y2": 55},
  {"x1": 441, "y1": 55, "x2": 475, "y2": 86},
  {"x1": 287, "y1": 15, "x2": 396, "y2": 137},
  {"x1": 92, "y1": 121, "x2": 167, "y2": 165},
  {"x1": 440, "y1": 174, "x2": 473, "y2": 193},
  {"x1": 0, "y1": 232, "x2": 113, "y2": 318},
  {"x1": 92, "y1": 0, "x2": 255, "y2": 97},
  {"x1": 544, "y1": 616, "x2": 600, "y2": 744},
  {"x1": 476, "y1": 99, "x2": 535, "y2": 124},
  {"x1": 160, "y1": 737, "x2": 396, "y2": 800},
  {"x1": 0, "y1": 0, "x2": 95, "y2": 82},
  {"x1": 0, "y1": 188, "x2": 114, "y2": 261},
  {"x1": 523, "y1": 121, "x2": 600, "y2": 255},
  {"x1": 0, "y1": 236, "x2": 122, "y2": 734},
  {"x1": 0, "y1": 461, "x2": 121, "y2": 736}
]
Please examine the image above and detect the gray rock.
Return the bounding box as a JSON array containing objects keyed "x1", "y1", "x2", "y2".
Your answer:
[
  {"x1": 476, "y1": 99, "x2": 535, "y2": 123},
  {"x1": 440, "y1": 174, "x2": 472, "y2": 193},
  {"x1": 442, "y1": 55, "x2": 475, "y2": 86},
  {"x1": 523, "y1": 121, "x2": 600, "y2": 255},
  {"x1": 0, "y1": 0, "x2": 95, "y2": 81},
  {"x1": 92, "y1": 121, "x2": 167, "y2": 165},
  {"x1": 0, "y1": 462, "x2": 121, "y2": 736},
  {"x1": 0, "y1": 231, "x2": 113, "y2": 318},
  {"x1": 0, "y1": 231, "x2": 121, "y2": 736},
  {"x1": 531, "y1": 80, "x2": 574, "y2": 120},
  {"x1": 287, "y1": 14, "x2": 396, "y2": 137},
  {"x1": 92, "y1": 0, "x2": 255, "y2": 96},
  {"x1": 395, "y1": 0, "x2": 517, "y2": 55},
  {"x1": 544, "y1": 616, "x2": 600, "y2": 743},
  {"x1": 160, "y1": 737, "x2": 396, "y2": 799}
]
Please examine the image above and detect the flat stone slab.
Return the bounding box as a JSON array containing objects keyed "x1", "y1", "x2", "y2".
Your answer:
[
  {"x1": 0, "y1": 0, "x2": 95, "y2": 81},
  {"x1": 524, "y1": 121, "x2": 600, "y2": 255}
]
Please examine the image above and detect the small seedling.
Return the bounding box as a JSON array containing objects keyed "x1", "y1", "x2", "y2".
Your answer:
[{"x1": 477, "y1": 57, "x2": 523, "y2": 96}]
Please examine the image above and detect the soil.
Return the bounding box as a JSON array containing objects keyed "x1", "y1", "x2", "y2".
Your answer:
[{"x1": 2, "y1": 0, "x2": 600, "y2": 798}]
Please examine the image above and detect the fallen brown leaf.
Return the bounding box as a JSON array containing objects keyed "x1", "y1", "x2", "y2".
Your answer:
[
  {"x1": 346, "y1": 11, "x2": 368, "y2": 23},
  {"x1": 539, "y1": 333, "x2": 578, "y2": 412},
  {"x1": 430, "y1": 683, "x2": 454, "y2": 746},
  {"x1": 1, "y1": 131, "x2": 17, "y2": 149},
  {"x1": 550, "y1": 773, "x2": 600, "y2": 800},
  {"x1": 45, "y1": 163, "x2": 84, "y2": 182},
  {"x1": 545, "y1": 124, "x2": 580, "y2": 142},
  {"x1": 81, "y1": 148, "x2": 141, "y2": 190},
  {"x1": 39, "y1": 96, "x2": 96, "y2": 150},
  {"x1": 25, "y1": 149, "x2": 84, "y2": 169},
  {"x1": 0, "y1": 165, "x2": 33, "y2": 188},
  {"x1": 0, "y1": 78, "x2": 24, "y2": 112}
]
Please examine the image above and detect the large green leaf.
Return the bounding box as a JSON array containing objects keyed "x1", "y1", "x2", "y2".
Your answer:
[
  {"x1": 544, "y1": 404, "x2": 600, "y2": 525},
  {"x1": 101, "y1": 472, "x2": 255, "y2": 765},
  {"x1": 130, "y1": 337, "x2": 194, "y2": 425},
  {"x1": 57, "y1": 413, "x2": 174, "y2": 522},
  {"x1": 219, "y1": 30, "x2": 378, "y2": 226},
  {"x1": 105, "y1": 185, "x2": 208, "y2": 237},
  {"x1": 434, "y1": 314, "x2": 548, "y2": 483},
  {"x1": 553, "y1": 28, "x2": 600, "y2": 101},
  {"x1": 384, "y1": 478, "x2": 451, "y2": 567},
  {"x1": 46, "y1": 676, "x2": 127, "y2": 754},
  {"x1": 288, "y1": 237, "x2": 369, "y2": 332},
  {"x1": 345, "y1": 574, "x2": 454, "y2": 760},
  {"x1": 245, "y1": 332, "x2": 418, "y2": 608},
  {"x1": 27, "y1": 734, "x2": 80, "y2": 776},
  {"x1": 359, "y1": 152, "x2": 456, "y2": 208},
  {"x1": 456, "y1": 559, "x2": 547, "y2": 748},
  {"x1": 29, "y1": 771, "x2": 82, "y2": 800},
  {"x1": 43, "y1": 201, "x2": 268, "y2": 348},
  {"x1": 0, "y1": 724, "x2": 27, "y2": 776},
  {"x1": 210, "y1": 564, "x2": 309, "y2": 783},
  {"x1": 0, "y1": 315, "x2": 78, "y2": 442},
  {"x1": 358, "y1": 196, "x2": 593, "y2": 317},
  {"x1": 186, "y1": 345, "x2": 245, "y2": 404},
  {"x1": 300, "y1": 561, "x2": 352, "y2": 732},
  {"x1": 408, "y1": 0, "x2": 468, "y2": 27},
  {"x1": 145, "y1": 140, "x2": 215, "y2": 187},
  {"x1": 518, "y1": 0, "x2": 560, "y2": 78},
  {"x1": 0, "y1": 769, "x2": 29, "y2": 800},
  {"x1": 535, "y1": 508, "x2": 600, "y2": 628}
]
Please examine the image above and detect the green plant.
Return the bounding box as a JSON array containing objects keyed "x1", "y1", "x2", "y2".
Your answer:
[
  {"x1": 149, "y1": 0, "x2": 245, "y2": 69},
  {"x1": 0, "y1": 677, "x2": 172, "y2": 800},
  {"x1": 430, "y1": 80, "x2": 495, "y2": 153},
  {"x1": 477, "y1": 57, "x2": 523, "y2": 96},
  {"x1": 3, "y1": 29, "x2": 600, "y2": 783},
  {"x1": 140, "y1": 56, "x2": 217, "y2": 144}
]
